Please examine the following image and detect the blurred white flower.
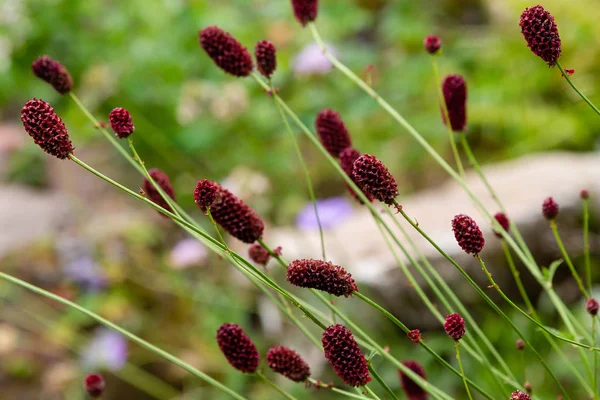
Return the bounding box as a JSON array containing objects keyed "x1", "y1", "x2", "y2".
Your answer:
[
  {"x1": 294, "y1": 43, "x2": 337, "y2": 76},
  {"x1": 81, "y1": 328, "x2": 127, "y2": 371},
  {"x1": 168, "y1": 238, "x2": 208, "y2": 269},
  {"x1": 221, "y1": 167, "x2": 271, "y2": 199},
  {"x1": 177, "y1": 80, "x2": 248, "y2": 124}
]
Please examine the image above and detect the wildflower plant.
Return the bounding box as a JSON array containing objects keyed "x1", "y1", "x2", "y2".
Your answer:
[{"x1": 5, "y1": 1, "x2": 600, "y2": 400}]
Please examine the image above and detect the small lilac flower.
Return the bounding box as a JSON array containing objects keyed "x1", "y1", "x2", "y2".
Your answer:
[
  {"x1": 294, "y1": 43, "x2": 337, "y2": 76},
  {"x1": 169, "y1": 238, "x2": 208, "y2": 269},
  {"x1": 296, "y1": 197, "x2": 353, "y2": 230},
  {"x1": 63, "y1": 256, "x2": 107, "y2": 291},
  {"x1": 82, "y1": 328, "x2": 128, "y2": 371}
]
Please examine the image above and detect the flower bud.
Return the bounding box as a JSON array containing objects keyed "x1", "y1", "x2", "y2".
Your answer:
[
  {"x1": 199, "y1": 26, "x2": 253, "y2": 77},
  {"x1": 291, "y1": 0, "x2": 318, "y2": 26},
  {"x1": 287, "y1": 259, "x2": 358, "y2": 297},
  {"x1": 255, "y1": 40, "x2": 277, "y2": 78},
  {"x1": 315, "y1": 109, "x2": 352, "y2": 157},
  {"x1": 216, "y1": 323, "x2": 260, "y2": 373},
  {"x1": 266, "y1": 346, "x2": 311, "y2": 382},
  {"x1": 452, "y1": 214, "x2": 485, "y2": 255},
  {"x1": 32, "y1": 56, "x2": 73, "y2": 94},
  {"x1": 519, "y1": 5, "x2": 561, "y2": 67},
  {"x1": 322, "y1": 324, "x2": 371, "y2": 387},
  {"x1": 444, "y1": 313, "x2": 465, "y2": 341},
  {"x1": 20, "y1": 98, "x2": 74, "y2": 159},
  {"x1": 442, "y1": 74, "x2": 467, "y2": 132},
  {"x1": 84, "y1": 373, "x2": 105, "y2": 398},
  {"x1": 109, "y1": 107, "x2": 135, "y2": 139}
]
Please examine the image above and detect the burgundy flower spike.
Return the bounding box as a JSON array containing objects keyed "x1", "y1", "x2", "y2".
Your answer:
[
  {"x1": 493, "y1": 212, "x2": 510, "y2": 238},
  {"x1": 542, "y1": 197, "x2": 559, "y2": 220},
  {"x1": 444, "y1": 313, "x2": 466, "y2": 341},
  {"x1": 21, "y1": 98, "x2": 74, "y2": 159},
  {"x1": 352, "y1": 154, "x2": 399, "y2": 206},
  {"x1": 399, "y1": 361, "x2": 428, "y2": 400},
  {"x1": 291, "y1": 0, "x2": 318, "y2": 26},
  {"x1": 84, "y1": 373, "x2": 105, "y2": 398},
  {"x1": 322, "y1": 324, "x2": 371, "y2": 387},
  {"x1": 442, "y1": 74, "x2": 467, "y2": 132},
  {"x1": 452, "y1": 214, "x2": 485, "y2": 255},
  {"x1": 510, "y1": 390, "x2": 531, "y2": 400},
  {"x1": 142, "y1": 168, "x2": 176, "y2": 214},
  {"x1": 109, "y1": 107, "x2": 135, "y2": 139},
  {"x1": 287, "y1": 259, "x2": 358, "y2": 297},
  {"x1": 32, "y1": 56, "x2": 73, "y2": 94},
  {"x1": 216, "y1": 323, "x2": 260, "y2": 373},
  {"x1": 586, "y1": 298, "x2": 599, "y2": 316},
  {"x1": 199, "y1": 26, "x2": 253, "y2": 77},
  {"x1": 267, "y1": 346, "x2": 311, "y2": 382},
  {"x1": 519, "y1": 5, "x2": 561, "y2": 67},
  {"x1": 194, "y1": 179, "x2": 221, "y2": 212},
  {"x1": 339, "y1": 147, "x2": 374, "y2": 204},
  {"x1": 202, "y1": 187, "x2": 265, "y2": 243},
  {"x1": 255, "y1": 40, "x2": 277, "y2": 78},
  {"x1": 424, "y1": 35, "x2": 441, "y2": 55},
  {"x1": 315, "y1": 109, "x2": 352, "y2": 157}
]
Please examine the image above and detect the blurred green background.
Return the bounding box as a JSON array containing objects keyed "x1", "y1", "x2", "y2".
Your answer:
[{"x1": 1, "y1": 0, "x2": 599, "y2": 398}]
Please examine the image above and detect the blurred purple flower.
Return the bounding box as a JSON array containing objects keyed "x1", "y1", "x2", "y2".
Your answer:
[
  {"x1": 294, "y1": 43, "x2": 337, "y2": 75},
  {"x1": 168, "y1": 238, "x2": 208, "y2": 269},
  {"x1": 82, "y1": 328, "x2": 128, "y2": 371},
  {"x1": 63, "y1": 256, "x2": 107, "y2": 291},
  {"x1": 296, "y1": 197, "x2": 354, "y2": 230}
]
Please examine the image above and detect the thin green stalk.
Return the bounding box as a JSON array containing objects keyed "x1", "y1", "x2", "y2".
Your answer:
[
  {"x1": 431, "y1": 58, "x2": 464, "y2": 178},
  {"x1": 0, "y1": 271, "x2": 247, "y2": 400},
  {"x1": 594, "y1": 316, "x2": 598, "y2": 400},
  {"x1": 550, "y1": 220, "x2": 588, "y2": 298},
  {"x1": 583, "y1": 196, "x2": 592, "y2": 293},
  {"x1": 255, "y1": 372, "x2": 297, "y2": 400},
  {"x1": 503, "y1": 241, "x2": 537, "y2": 316},
  {"x1": 474, "y1": 255, "x2": 571, "y2": 400},
  {"x1": 307, "y1": 379, "x2": 372, "y2": 400},
  {"x1": 363, "y1": 386, "x2": 382, "y2": 400},
  {"x1": 556, "y1": 60, "x2": 600, "y2": 117},
  {"x1": 304, "y1": 23, "x2": 593, "y2": 346},
  {"x1": 368, "y1": 363, "x2": 399, "y2": 400},
  {"x1": 456, "y1": 342, "x2": 473, "y2": 400}
]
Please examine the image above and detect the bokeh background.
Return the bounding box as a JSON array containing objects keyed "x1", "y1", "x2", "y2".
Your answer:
[{"x1": 1, "y1": 0, "x2": 599, "y2": 398}]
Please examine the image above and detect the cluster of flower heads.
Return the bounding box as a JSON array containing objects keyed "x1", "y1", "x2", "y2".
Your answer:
[{"x1": 286, "y1": 259, "x2": 358, "y2": 297}]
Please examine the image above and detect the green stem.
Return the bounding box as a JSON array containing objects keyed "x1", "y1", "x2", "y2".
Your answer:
[
  {"x1": 0, "y1": 271, "x2": 247, "y2": 400},
  {"x1": 556, "y1": 60, "x2": 600, "y2": 117},
  {"x1": 431, "y1": 58, "x2": 464, "y2": 177},
  {"x1": 503, "y1": 241, "x2": 537, "y2": 316},
  {"x1": 255, "y1": 372, "x2": 297, "y2": 400},
  {"x1": 368, "y1": 363, "x2": 399, "y2": 400},
  {"x1": 594, "y1": 317, "x2": 598, "y2": 400},
  {"x1": 474, "y1": 255, "x2": 571, "y2": 400},
  {"x1": 583, "y1": 197, "x2": 592, "y2": 293},
  {"x1": 307, "y1": 379, "x2": 372, "y2": 399},
  {"x1": 455, "y1": 342, "x2": 473, "y2": 400},
  {"x1": 363, "y1": 385, "x2": 382, "y2": 400},
  {"x1": 550, "y1": 220, "x2": 588, "y2": 298}
]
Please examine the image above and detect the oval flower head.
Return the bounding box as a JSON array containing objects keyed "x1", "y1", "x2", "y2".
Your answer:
[
  {"x1": 519, "y1": 5, "x2": 561, "y2": 67},
  {"x1": 266, "y1": 346, "x2": 311, "y2": 382},
  {"x1": 216, "y1": 323, "x2": 259, "y2": 373},
  {"x1": 321, "y1": 324, "x2": 371, "y2": 387},
  {"x1": 287, "y1": 259, "x2": 358, "y2": 297}
]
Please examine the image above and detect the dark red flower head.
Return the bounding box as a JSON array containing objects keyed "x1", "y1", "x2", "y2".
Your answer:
[
  {"x1": 32, "y1": 56, "x2": 73, "y2": 94},
  {"x1": 321, "y1": 324, "x2": 371, "y2": 387},
  {"x1": 267, "y1": 346, "x2": 311, "y2": 382},
  {"x1": 216, "y1": 323, "x2": 260, "y2": 373},
  {"x1": 542, "y1": 197, "x2": 559, "y2": 220},
  {"x1": 315, "y1": 109, "x2": 352, "y2": 157},
  {"x1": 287, "y1": 259, "x2": 358, "y2": 297},
  {"x1": 580, "y1": 189, "x2": 590, "y2": 199},
  {"x1": 205, "y1": 187, "x2": 264, "y2": 243},
  {"x1": 142, "y1": 168, "x2": 176, "y2": 214},
  {"x1": 248, "y1": 244, "x2": 271, "y2": 265},
  {"x1": 84, "y1": 373, "x2": 105, "y2": 398},
  {"x1": 452, "y1": 214, "x2": 485, "y2": 254},
  {"x1": 108, "y1": 107, "x2": 135, "y2": 139},
  {"x1": 339, "y1": 147, "x2": 375, "y2": 204},
  {"x1": 515, "y1": 339, "x2": 526, "y2": 350},
  {"x1": 407, "y1": 329, "x2": 421, "y2": 344},
  {"x1": 586, "y1": 298, "x2": 599, "y2": 316},
  {"x1": 291, "y1": 0, "x2": 318, "y2": 26},
  {"x1": 399, "y1": 361, "x2": 428, "y2": 400},
  {"x1": 20, "y1": 98, "x2": 74, "y2": 159},
  {"x1": 510, "y1": 390, "x2": 531, "y2": 400},
  {"x1": 444, "y1": 313, "x2": 465, "y2": 341},
  {"x1": 519, "y1": 5, "x2": 561, "y2": 67},
  {"x1": 194, "y1": 179, "x2": 221, "y2": 212},
  {"x1": 442, "y1": 74, "x2": 467, "y2": 132},
  {"x1": 493, "y1": 212, "x2": 510, "y2": 238},
  {"x1": 199, "y1": 26, "x2": 253, "y2": 77},
  {"x1": 352, "y1": 154, "x2": 399, "y2": 205},
  {"x1": 424, "y1": 35, "x2": 441, "y2": 55},
  {"x1": 255, "y1": 40, "x2": 277, "y2": 78}
]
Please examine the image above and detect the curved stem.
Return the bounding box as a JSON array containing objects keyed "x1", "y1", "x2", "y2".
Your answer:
[
  {"x1": 431, "y1": 58, "x2": 464, "y2": 177},
  {"x1": 583, "y1": 197, "x2": 592, "y2": 293},
  {"x1": 0, "y1": 271, "x2": 247, "y2": 400},
  {"x1": 556, "y1": 60, "x2": 600, "y2": 117},
  {"x1": 368, "y1": 363, "x2": 399, "y2": 400},
  {"x1": 307, "y1": 379, "x2": 372, "y2": 400},
  {"x1": 255, "y1": 372, "x2": 297, "y2": 400},
  {"x1": 455, "y1": 342, "x2": 473, "y2": 400},
  {"x1": 550, "y1": 220, "x2": 588, "y2": 298},
  {"x1": 363, "y1": 385, "x2": 382, "y2": 400}
]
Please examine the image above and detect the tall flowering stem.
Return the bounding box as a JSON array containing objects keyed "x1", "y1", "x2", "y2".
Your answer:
[
  {"x1": 255, "y1": 372, "x2": 298, "y2": 400},
  {"x1": 455, "y1": 342, "x2": 472, "y2": 400},
  {"x1": 555, "y1": 60, "x2": 600, "y2": 117},
  {"x1": 0, "y1": 271, "x2": 247, "y2": 400},
  {"x1": 549, "y1": 219, "x2": 589, "y2": 298},
  {"x1": 582, "y1": 193, "x2": 592, "y2": 293}
]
